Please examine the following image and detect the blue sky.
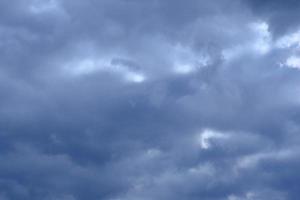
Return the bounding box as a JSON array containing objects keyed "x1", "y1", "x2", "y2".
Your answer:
[{"x1": 1, "y1": 0, "x2": 300, "y2": 199}]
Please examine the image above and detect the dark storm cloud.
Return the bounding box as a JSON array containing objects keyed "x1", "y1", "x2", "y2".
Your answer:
[{"x1": 1, "y1": 0, "x2": 300, "y2": 200}]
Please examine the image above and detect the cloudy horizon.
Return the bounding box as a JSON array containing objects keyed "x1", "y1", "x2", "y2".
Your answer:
[{"x1": 1, "y1": 0, "x2": 300, "y2": 199}]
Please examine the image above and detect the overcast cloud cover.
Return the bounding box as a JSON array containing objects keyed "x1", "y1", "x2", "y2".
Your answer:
[{"x1": 1, "y1": 0, "x2": 300, "y2": 199}]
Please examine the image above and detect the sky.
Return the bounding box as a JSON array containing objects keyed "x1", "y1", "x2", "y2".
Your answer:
[{"x1": 1, "y1": 0, "x2": 300, "y2": 199}]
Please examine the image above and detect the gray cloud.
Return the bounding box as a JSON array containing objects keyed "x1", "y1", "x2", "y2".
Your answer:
[
  {"x1": 1, "y1": 0, "x2": 300, "y2": 200},
  {"x1": 246, "y1": 0, "x2": 300, "y2": 37}
]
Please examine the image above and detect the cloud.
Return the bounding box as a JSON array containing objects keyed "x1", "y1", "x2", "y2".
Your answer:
[
  {"x1": 245, "y1": 0, "x2": 300, "y2": 37},
  {"x1": 1, "y1": 0, "x2": 300, "y2": 200}
]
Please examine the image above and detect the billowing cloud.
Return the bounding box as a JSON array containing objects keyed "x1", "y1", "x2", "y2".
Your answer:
[{"x1": 1, "y1": 0, "x2": 300, "y2": 200}]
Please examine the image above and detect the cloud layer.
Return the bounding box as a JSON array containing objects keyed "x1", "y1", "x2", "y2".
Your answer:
[{"x1": 1, "y1": 0, "x2": 300, "y2": 199}]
